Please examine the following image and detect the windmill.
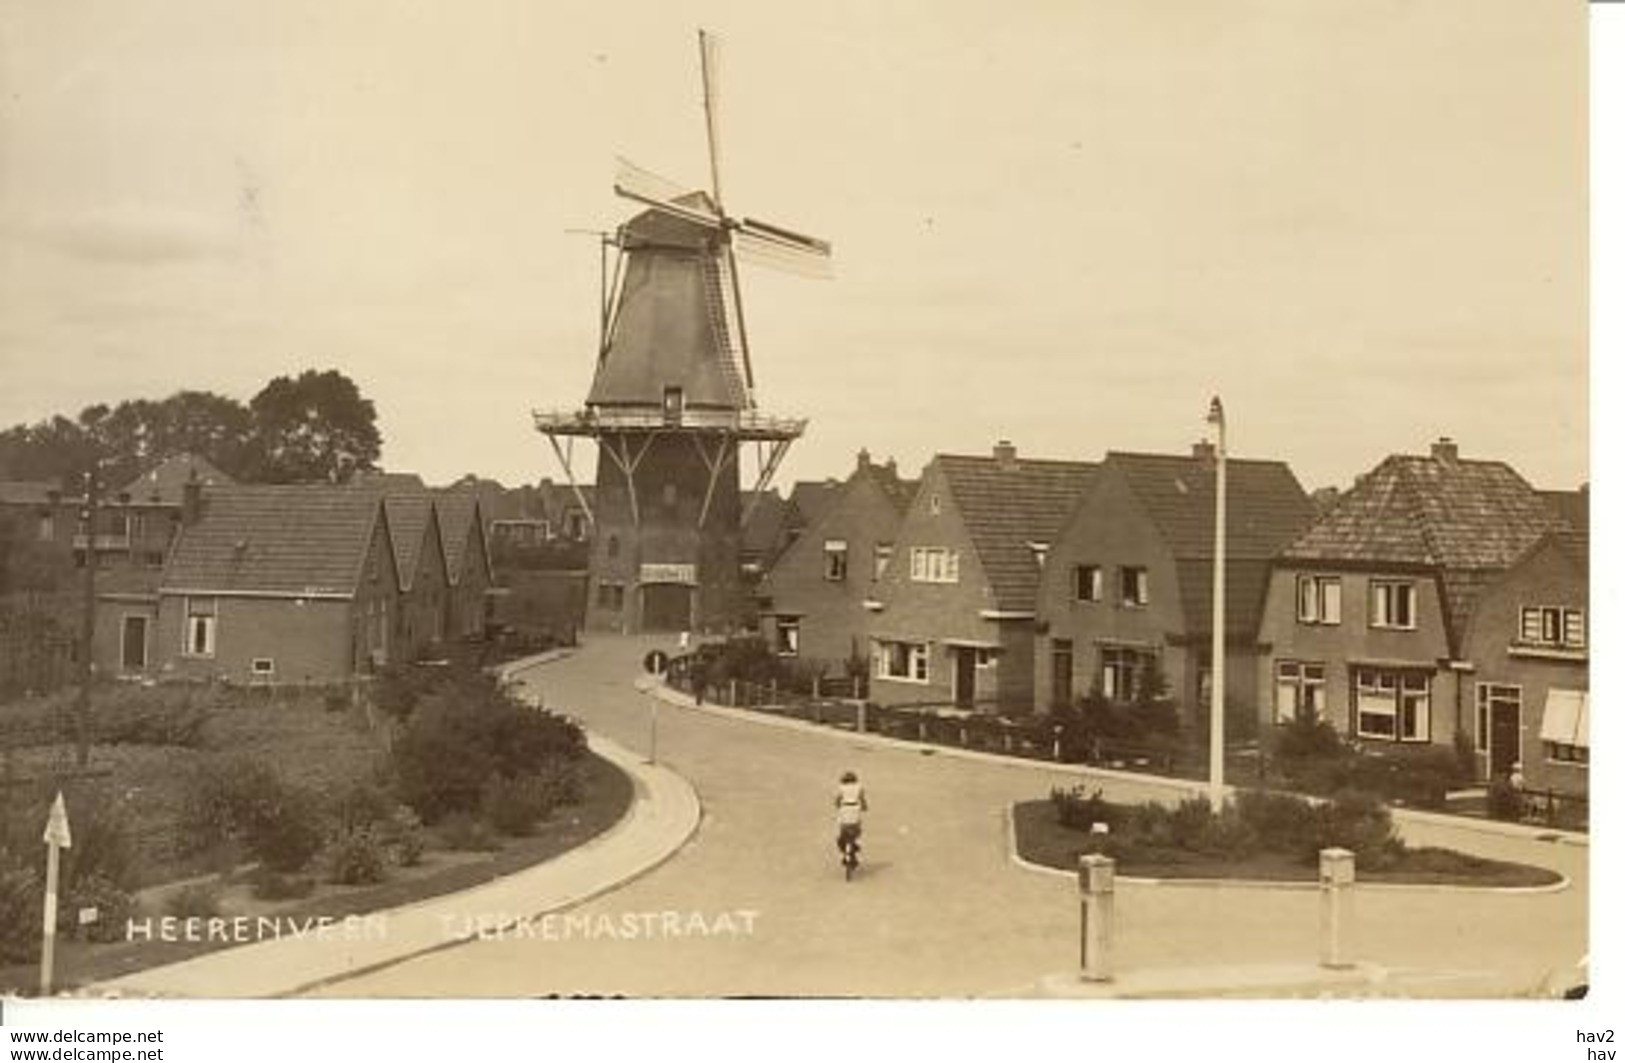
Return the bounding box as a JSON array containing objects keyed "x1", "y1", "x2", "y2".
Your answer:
[{"x1": 536, "y1": 29, "x2": 832, "y2": 634}]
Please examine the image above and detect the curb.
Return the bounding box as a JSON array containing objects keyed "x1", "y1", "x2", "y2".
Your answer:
[
  {"x1": 86, "y1": 730, "x2": 702, "y2": 1000},
  {"x1": 1002, "y1": 804, "x2": 1572, "y2": 895},
  {"x1": 641, "y1": 679, "x2": 1589, "y2": 849}
]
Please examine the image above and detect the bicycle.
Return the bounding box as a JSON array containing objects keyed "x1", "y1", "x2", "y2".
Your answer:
[{"x1": 838, "y1": 826, "x2": 862, "y2": 881}]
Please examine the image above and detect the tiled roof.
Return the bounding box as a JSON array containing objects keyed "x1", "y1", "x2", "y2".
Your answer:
[
  {"x1": 1283, "y1": 452, "x2": 1565, "y2": 648},
  {"x1": 162, "y1": 485, "x2": 386, "y2": 597},
  {"x1": 1175, "y1": 558, "x2": 1276, "y2": 639},
  {"x1": 1539, "y1": 488, "x2": 1589, "y2": 536},
  {"x1": 862, "y1": 463, "x2": 919, "y2": 515},
  {"x1": 1106, "y1": 451, "x2": 1313, "y2": 561},
  {"x1": 741, "y1": 489, "x2": 790, "y2": 557},
  {"x1": 381, "y1": 494, "x2": 435, "y2": 591},
  {"x1": 119, "y1": 454, "x2": 234, "y2": 506},
  {"x1": 0, "y1": 481, "x2": 58, "y2": 506},
  {"x1": 1283, "y1": 454, "x2": 1560, "y2": 569},
  {"x1": 787, "y1": 480, "x2": 843, "y2": 531},
  {"x1": 433, "y1": 491, "x2": 485, "y2": 583},
  {"x1": 937, "y1": 454, "x2": 1097, "y2": 612}
]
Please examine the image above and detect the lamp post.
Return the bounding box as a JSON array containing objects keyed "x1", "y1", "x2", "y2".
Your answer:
[{"x1": 1206, "y1": 396, "x2": 1227, "y2": 808}]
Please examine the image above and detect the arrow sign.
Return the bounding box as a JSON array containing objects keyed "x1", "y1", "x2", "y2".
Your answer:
[
  {"x1": 43, "y1": 792, "x2": 72, "y2": 849},
  {"x1": 40, "y1": 790, "x2": 71, "y2": 996}
]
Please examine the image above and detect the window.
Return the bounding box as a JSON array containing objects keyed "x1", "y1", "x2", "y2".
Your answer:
[
  {"x1": 876, "y1": 640, "x2": 928, "y2": 682},
  {"x1": 144, "y1": 550, "x2": 166, "y2": 568},
  {"x1": 1519, "y1": 606, "x2": 1585, "y2": 650},
  {"x1": 606, "y1": 535, "x2": 620, "y2": 560},
  {"x1": 662, "y1": 386, "x2": 684, "y2": 424},
  {"x1": 37, "y1": 514, "x2": 54, "y2": 541},
  {"x1": 873, "y1": 543, "x2": 893, "y2": 580},
  {"x1": 1275, "y1": 660, "x2": 1327, "y2": 724},
  {"x1": 975, "y1": 647, "x2": 1000, "y2": 668},
  {"x1": 774, "y1": 618, "x2": 800, "y2": 656},
  {"x1": 1073, "y1": 565, "x2": 1103, "y2": 602},
  {"x1": 823, "y1": 539, "x2": 849, "y2": 581},
  {"x1": 1475, "y1": 683, "x2": 1521, "y2": 753},
  {"x1": 929, "y1": 494, "x2": 942, "y2": 516},
  {"x1": 1547, "y1": 742, "x2": 1588, "y2": 765},
  {"x1": 909, "y1": 547, "x2": 959, "y2": 583},
  {"x1": 1368, "y1": 581, "x2": 1416, "y2": 630},
  {"x1": 1100, "y1": 646, "x2": 1151, "y2": 702},
  {"x1": 250, "y1": 658, "x2": 275, "y2": 680},
  {"x1": 1296, "y1": 575, "x2": 1342, "y2": 624},
  {"x1": 596, "y1": 581, "x2": 625, "y2": 611},
  {"x1": 1354, "y1": 668, "x2": 1430, "y2": 742},
  {"x1": 1119, "y1": 567, "x2": 1149, "y2": 607},
  {"x1": 184, "y1": 597, "x2": 217, "y2": 658}
]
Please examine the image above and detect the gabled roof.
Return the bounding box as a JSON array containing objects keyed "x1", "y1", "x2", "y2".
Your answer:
[
  {"x1": 351, "y1": 470, "x2": 428, "y2": 493},
  {"x1": 380, "y1": 494, "x2": 436, "y2": 591},
  {"x1": 433, "y1": 490, "x2": 489, "y2": 585},
  {"x1": 162, "y1": 485, "x2": 388, "y2": 597},
  {"x1": 937, "y1": 453, "x2": 1098, "y2": 612},
  {"x1": 119, "y1": 454, "x2": 233, "y2": 506},
  {"x1": 0, "y1": 481, "x2": 58, "y2": 506},
  {"x1": 787, "y1": 480, "x2": 843, "y2": 531},
  {"x1": 1540, "y1": 488, "x2": 1589, "y2": 536},
  {"x1": 741, "y1": 489, "x2": 790, "y2": 558},
  {"x1": 1106, "y1": 451, "x2": 1313, "y2": 561},
  {"x1": 861, "y1": 460, "x2": 919, "y2": 516},
  {"x1": 1283, "y1": 453, "x2": 1561, "y2": 570}
]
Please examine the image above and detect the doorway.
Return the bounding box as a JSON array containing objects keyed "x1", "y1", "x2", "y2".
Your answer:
[
  {"x1": 641, "y1": 584, "x2": 692, "y2": 632},
  {"x1": 1051, "y1": 639, "x2": 1074, "y2": 711},
  {"x1": 121, "y1": 614, "x2": 148, "y2": 672},
  {"x1": 953, "y1": 647, "x2": 977, "y2": 709}
]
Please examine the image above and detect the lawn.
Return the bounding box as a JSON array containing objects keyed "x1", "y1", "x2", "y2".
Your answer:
[{"x1": 1011, "y1": 800, "x2": 1562, "y2": 889}]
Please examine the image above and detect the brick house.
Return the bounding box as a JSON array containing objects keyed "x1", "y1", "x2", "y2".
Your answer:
[
  {"x1": 434, "y1": 491, "x2": 495, "y2": 641},
  {"x1": 756, "y1": 450, "x2": 916, "y2": 673},
  {"x1": 866, "y1": 441, "x2": 1095, "y2": 714},
  {"x1": 1033, "y1": 447, "x2": 1313, "y2": 723},
  {"x1": 381, "y1": 493, "x2": 452, "y2": 661},
  {"x1": 1459, "y1": 527, "x2": 1588, "y2": 794},
  {"x1": 153, "y1": 484, "x2": 401, "y2": 684},
  {"x1": 1254, "y1": 439, "x2": 1567, "y2": 755}
]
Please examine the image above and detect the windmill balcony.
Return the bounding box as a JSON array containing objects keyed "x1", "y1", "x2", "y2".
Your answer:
[{"x1": 533, "y1": 407, "x2": 806, "y2": 440}]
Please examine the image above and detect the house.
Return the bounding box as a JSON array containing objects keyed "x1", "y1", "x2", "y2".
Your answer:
[
  {"x1": 1459, "y1": 526, "x2": 1588, "y2": 795},
  {"x1": 866, "y1": 441, "x2": 1096, "y2": 714},
  {"x1": 434, "y1": 489, "x2": 496, "y2": 641},
  {"x1": 379, "y1": 492, "x2": 453, "y2": 661},
  {"x1": 1254, "y1": 439, "x2": 1566, "y2": 756},
  {"x1": 756, "y1": 450, "x2": 916, "y2": 674},
  {"x1": 739, "y1": 488, "x2": 792, "y2": 584},
  {"x1": 1033, "y1": 446, "x2": 1313, "y2": 721},
  {"x1": 149, "y1": 483, "x2": 401, "y2": 684}
]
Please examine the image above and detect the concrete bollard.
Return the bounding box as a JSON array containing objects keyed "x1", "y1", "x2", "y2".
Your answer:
[
  {"x1": 1318, "y1": 847, "x2": 1355, "y2": 969},
  {"x1": 1078, "y1": 853, "x2": 1116, "y2": 982},
  {"x1": 857, "y1": 702, "x2": 867, "y2": 734}
]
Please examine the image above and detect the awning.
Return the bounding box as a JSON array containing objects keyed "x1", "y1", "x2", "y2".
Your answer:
[{"x1": 1539, "y1": 689, "x2": 1590, "y2": 748}]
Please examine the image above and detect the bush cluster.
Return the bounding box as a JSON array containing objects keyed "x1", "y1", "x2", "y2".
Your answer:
[
  {"x1": 1271, "y1": 717, "x2": 1469, "y2": 810},
  {"x1": 0, "y1": 682, "x2": 215, "y2": 750},
  {"x1": 178, "y1": 756, "x2": 327, "y2": 873},
  {"x1": 325, "y1": 829, "x2": 387, "y2": 885},
  {"x1": 0, "y1": 786, "x2": 141, "y2": 958}
]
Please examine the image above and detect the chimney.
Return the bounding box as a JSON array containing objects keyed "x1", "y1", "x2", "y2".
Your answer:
[
  {"x1": 1191, "y1": 440, "x2": 1216, "y2": 462},
  {"x1": 993, "y1": 439, "x2": 1018, "y2": 471},
  {"x1": 182, "y1": 472, "x2": 203, "y2": 526},
  {"x1": 857, "y1": 448, "x2": 871, "y2": 471},
  {"x1": 1431, "y1": 437, "x2": 1459, "y2": 464}
]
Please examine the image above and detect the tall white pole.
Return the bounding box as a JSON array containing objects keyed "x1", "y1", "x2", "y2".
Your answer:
[{"x1": 1207, "y1": 397, "x2": 1227, "y2": 808}]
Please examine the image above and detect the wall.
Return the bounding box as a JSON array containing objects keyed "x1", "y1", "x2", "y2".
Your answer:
[
  {"x1": 1256, "y1": 562, "x2": 1459, "y2": 747},
  {"x1": 153, "y1": 594, "x2": 354, "y2": 684}
]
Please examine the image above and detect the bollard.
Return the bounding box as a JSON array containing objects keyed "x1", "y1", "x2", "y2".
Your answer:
[
  {"x1": 857, "y1": 702, "x2": 867, "y2": 734},
  {"x1": 1318, "y1": 847, "x2": 1355, "y2": 969},
  {"x1": 1078, "y1": 853, "x2": 1116, "y2": 982}
]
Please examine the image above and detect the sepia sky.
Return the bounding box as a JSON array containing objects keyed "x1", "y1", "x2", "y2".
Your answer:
[{"x1": 0, "y1": 0, "x2": 1588, "y2": 494}]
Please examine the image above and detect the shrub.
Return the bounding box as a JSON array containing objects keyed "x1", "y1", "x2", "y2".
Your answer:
[
  {"x1": 331, "y1": 780, "x2": 396, "y2": 835},
  {"x1": 435, "y1": 811, "x2": 501, "y2": 852},
  {"x1": 373, "y1": 806, "x2": 427, "y2": 867},
  {"x1": 96, "y1": 685, "x2": 213, "y2": 747},
  {"x1": 1487, "y1": 778, "x2": 1524, "y2": 822},
  {"x1": 165, "y1": 880, "x2": 223, "y2": 919},
  {"x1": 1234, "y1": 789, "x2": 1320, "y2": 856},
  {"x1": 61, "y1": 788, "x2": 139, "y2": 891},
  {"x1": 0, "y1": 866, "x2": 41, "y2": 964},
  {"x1": 1314, "y1": 790, "x2": 1401, "y2": 865},
  {"x1": 1168, "y1": 796, "x2": 1216, "y2": 850},
  {"x1": 481, "y1": 773, "x2": 555, "y2": 836},
  {"x1": 177, "y1": 756, "x2": 327, "y2": 872},
  {"x1": 1274, "y1": 716, "x2": 1345, "y2": 761},
  {"x1": 1051, "y1": 786, "x2": 1115, "y2": 832},
  {"x1": 250, "y1": 868, "x2": 316, "y2": 901},
  {"x1": 62, "y1": 873, "x2": 135, "y2": 943},
  {"x1": 1203, "y1": 804, "x2": 1261, "y2": 860},
  {"x1": 251, "y1": 785, "x2": 328, "y2": 873},
  {"x1": 326, "y1": 829, "x2": 387, "y2": 886}
]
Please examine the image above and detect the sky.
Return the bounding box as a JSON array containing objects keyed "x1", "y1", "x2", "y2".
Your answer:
[{"x1": 0, "y1": 0, "x2": 1588, "y2": 494}]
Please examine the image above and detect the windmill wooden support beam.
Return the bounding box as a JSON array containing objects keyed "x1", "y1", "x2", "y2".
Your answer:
[
  {"x1": 741, "y1": 435, "x2": 796, "y2": 527},
  {"x1": 690, "y1": 432, "x2": 739, "y2": 530},
  {"x1": 539, "y1": 429, "x2": 597, "y2": 531}
]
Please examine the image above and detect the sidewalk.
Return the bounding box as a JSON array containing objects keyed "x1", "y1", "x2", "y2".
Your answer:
[
  {"x1": 638, "y1": 677, "x2": 1588, "y2": 851},
  {"x1": 87, "y1": 732, "x2": 700, "y2": 999}
]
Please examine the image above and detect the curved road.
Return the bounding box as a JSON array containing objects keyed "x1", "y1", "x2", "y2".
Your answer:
[{"x1": 312, "y1": 636, "x2": 1587, "y2": 998}]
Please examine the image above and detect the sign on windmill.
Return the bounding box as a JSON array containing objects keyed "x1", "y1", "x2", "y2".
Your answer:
[{"x1": 40, "y1": 790, "x2": 72, "y2": 996}]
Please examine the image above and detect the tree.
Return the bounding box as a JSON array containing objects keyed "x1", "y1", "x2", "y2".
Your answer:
[{"x1": 248, "y1": 369, "x2": 382, "y2": 484}]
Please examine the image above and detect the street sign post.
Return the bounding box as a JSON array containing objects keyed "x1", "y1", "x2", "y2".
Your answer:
[
  {"x1": 41, "y1": 791, "x2": 73, "y2": 996},
  {"x1": 642, "y1": 650, "x2": 669, "y2": 765}
]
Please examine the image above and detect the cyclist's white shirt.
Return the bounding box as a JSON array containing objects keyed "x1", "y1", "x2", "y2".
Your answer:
[{"x1": 835, "y1": 782, "x2": 866, "y2": 826}]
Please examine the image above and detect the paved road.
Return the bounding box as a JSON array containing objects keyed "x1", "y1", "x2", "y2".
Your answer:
[{"x1": 311, "y1": 636, "x2": 1587, "y2": 998}]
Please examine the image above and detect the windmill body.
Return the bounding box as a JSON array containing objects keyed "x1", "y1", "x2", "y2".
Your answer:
[{"x1": 536, "y1": 32, "x2": 827, "y2": 634}]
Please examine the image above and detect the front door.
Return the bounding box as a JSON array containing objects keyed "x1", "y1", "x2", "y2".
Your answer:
[
  {"x1": 121, "y1": 615, "x2": 148, "y2": 671},
  {"x1": 1051, "y1": 640, "x2": 1074, "y2": 711},
  {"x1": 953, "y1": 648, "x2": 976, "y2": 709},
  {"x1": 1489, "y1": 701, "x2": 1521, "y2": 778}
]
